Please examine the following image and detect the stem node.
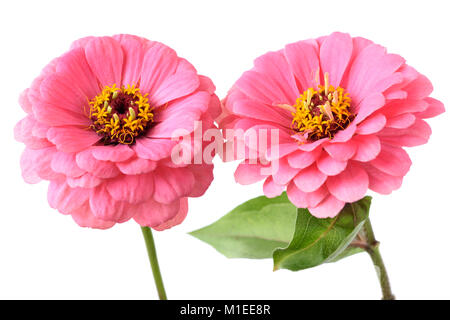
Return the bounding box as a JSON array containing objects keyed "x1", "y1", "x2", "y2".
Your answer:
[{"x1": 361, "y1": 218, "x2": 395, "y2": 300}]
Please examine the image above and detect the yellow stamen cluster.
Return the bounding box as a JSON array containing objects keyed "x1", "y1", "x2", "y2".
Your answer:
[
  {"x1": 290, "y1": 73, "x2": 353, "y2": 142},
  {"x1": 88, "y1": 84, "x2": 154, "y2": 145}
]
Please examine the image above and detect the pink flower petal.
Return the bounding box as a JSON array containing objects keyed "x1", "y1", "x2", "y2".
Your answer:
[
  {"x1": 330, "y1": 122, "x2": 357, "y2": 143},
  {"x1": 356, "y1": 113, "x2": 387, "y2": 135},
  {"x1": 396, "y1": 64, "x2": 420, "y2": 85},
  {"x1": 354, "y1": 93, "x2": 386, "y2": 124},
  {"x1": 14, "y1": 116, "x2": 53, "y2": 149},
  {"x1": 33, "y1": 101, "x2": 91, "y2": 127},
  {"x1": 19, "y1": 89, "x2": 32, "y2": 113},
  {"x1": 148, "y1": 92, "x2": 210, "y2": 138},
  {"x1": 67, "y1": 173, "x2": 102, "y2": 188},
  {"x1": 28, "y1": 59, "x2": 58, "y2": 103},
  {"x1": 70, "y1": 36, "x2": 95, "y2": 50},
  {"x1": 340, "y1": 37, "x2": 374, "y2": 85},
  {"x1": 362, "y1": 164, "x2": 403, "y2": 195},
  {"x1": 415, "y1": 97, "x2": 445, "y2": 119},
  {"x1": 293, "y1": 164, "x2": 327, "y2": 193},
  {"x1": 139, "y1": 42, "x2": 178, "y2": 100},
  {"x1": 50, "y1": 152, "x2": 85, "y2": 178},
  {"x1": 151, "y1": 59, "x2": 200, "y2": 106},
  {"x1": 287, "y1": 148, "x2": 321, "y2": 169},
  {"x1": 272, "y1": 157, "x2": 300, "y2": 185},
  {"x1": 373, "y1": 72, "x2": 404, "y2": 96},
  {"x1": 152, "y1": 198, "x2": 189, "y2": 231},
  {"x1": 263, "y1": 176, "x2": 285, "y2": 198},
  {"x1": 352, "y1": 135, "x2": 381, "y2": 162},
  {"x1": 266, "y1": 143, "x2": 299, "y2": 161},
  {"x1": 20, "y1": 149, "x2": 41, "y2": 184},
  {"x1": 71, "y1": 202, "x2": 116, "y2": 229},
  {"x1": 385, "y1": 113, "x2": 416, "y2": 129},
  {"x1": 75, "y1": 149, "x2": 121, "y2": 179},
  {"x1": 48, "y1": 180, "x2": 89, "y2": 214},
  {"x1": 253, "y1": 50, "x2": 300, "y2": 104},
  {"x1": 369, "y1": 143, "x2": 411, "y2": 176},
  {"x1": 47, "y1": 127, "x2": 100, "y2": 153},
  {"x1": 106, "y1": 173, "x2": 154, "y2": 204},
  {"x1": 31, "y1": 121, "x2": 50, "y2": 139},
  {"x1": 91, "y1": 145, "x2": 135, "y2": 162},
  {"x1": 324, "y1": 141, "x2": 356, "y2": 161},
  {"x1": 403, "y1": 74, "x2": 433, "y2": 100},
  {"x1": 382, "y1": 99, "x2": 428, "y2": 117},
  {"x1": 198, "y1": 75, "x2": 222, "y2": 118},
  {"x1": 56, "y1": 47, "x2": 100, "y2": 99},
  {"x1": 309, "y1": 195, "x2": 345, "y2": 218},
  {"x1": 316, "y1": 153, "x2": 347, "y2": 176},
  {"x1": 384, "y1": 89, "x2": 407, "y2": 100},
  {"x1": 287, "y1": 183, "x2": 328, "y2": 208},
  {"x1": 232, "y1": 117, "x2": 269, "y2": 132},
  {"x1": 284, "y1": 40, "x2": 319, "y2": 91},
  {"x1": 113, "y1": 34, "x2": 153, "y2": 86},
  {"x1": 320, "y1": 32, "x2": 353, "y2": 87},
  {"x1": 39, "y1": 73, "x2": 89, "y2": 115},
  {"x1": 379, "y1": 119, "x2": 432, "y2": 147},
  {"x1": 234, "y1": 161, "x2": 269, "y2": 185},
  {"x1": 116, "y1": 157, "x2": 157, "y2": 175},
  {"x1": 188, "y1": 164, "x2": 214, "y2": 197},
  {"x1": 327, "y1": 163, "x2": 369, "y2": 202},
  {"x1": 153, "y1": 167, "x2": 195, "y2": 204},
  {"x1": 233, "y1": 100, "x2": 292, "y2": 128},
  {"x1": 298, "y1": 138, "x2": 327, "y2": 151},
  {"x1": 346, "y1": 44, "x2": 405, "y2": 105},
  {"x1": 133, "y1": 198, "x2": 181, "y2": 228},
  {"x1": 133, "y1": 138, "x2": 176, "y2": 161},
  {"x1": 245, "y1": 123, "x2": 293, "y2": 146},
  {"x1": 84, "y1": 37, "x2": 123, "y2": 86},
  {"x1": 89, "y1": 187, "x2": 136, "y2": 223},
  {"x1": 198, "y1": 74, "x2": 216, "y2": 94},
  {"x1": 207, "y1": 93, "x2": 222, "y2": 120},
  {"x1": 235, "y1": 70, "x2": 294, "y2": 106},
  {"x1": 20, "y1": 147, "x2": 61, "y2": 182}
]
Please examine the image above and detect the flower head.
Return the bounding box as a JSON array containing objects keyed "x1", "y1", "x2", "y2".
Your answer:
[
  {"x1": 15, "y1": 35, "x2": 221, "y2": 230},
  {"x1": 221, "y1": 32, "x2": 445, "y2": 218}
]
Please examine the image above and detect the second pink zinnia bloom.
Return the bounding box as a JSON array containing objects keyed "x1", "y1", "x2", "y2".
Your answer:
[
  {"x1": 15, "y1": 35, "x2": 221, "y2": 230},
  {"x1": 221, "y1": 32, "x2": 444, "y2": 218}
]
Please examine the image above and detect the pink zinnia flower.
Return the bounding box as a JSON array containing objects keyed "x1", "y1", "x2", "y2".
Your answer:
[
  {"x1": 221, "y1": 32, "x2": 444, "y2": 218},
  {"x1": 15, "y1": 35, "x2": 220, "y2": 230}
]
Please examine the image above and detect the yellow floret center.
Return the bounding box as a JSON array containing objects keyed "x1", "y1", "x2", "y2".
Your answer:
[
  {"x1": 88, "y1": 84, "x2": 154, "y2": 145},
  {"x1": 280, "y1": 72, "x2": 354, "y2": 142}
]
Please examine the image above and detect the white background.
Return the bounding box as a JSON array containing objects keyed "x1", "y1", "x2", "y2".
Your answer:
[{"x1": 1, "y1": 0, "x2": 449, "y2": 300}]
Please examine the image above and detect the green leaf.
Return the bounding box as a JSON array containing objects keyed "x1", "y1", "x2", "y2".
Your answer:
[
  {"x1": 273, "y1": 196, "x2": 371, "y2": 271},
  {"x1": 326, "y1": 245, "x2": 364, "y2": 263},
  {"x1": 189, "y1": 193, "x2": 297, "y2": 259}
]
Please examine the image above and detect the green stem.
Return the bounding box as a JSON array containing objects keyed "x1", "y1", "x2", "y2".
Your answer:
[
  {"x1": 140, "y1": 226, "x2": 167, "y2": 300},
  {"x1": 362, "y1": 218, "x2": 395, "y2": 300}
]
